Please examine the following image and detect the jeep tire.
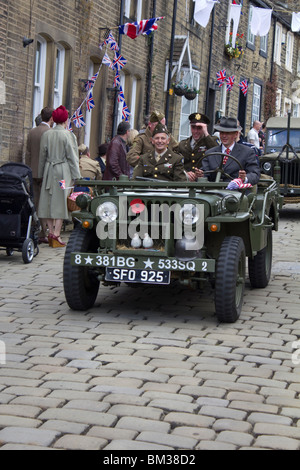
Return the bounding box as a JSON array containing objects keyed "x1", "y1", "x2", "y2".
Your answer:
[
  {"x1": 248, "y1": 227, "x2": 272, "y2": 288},
  {"x1": 63, "y1": 226, "x2": 100, "y2": 310},
  {"x1": 215, "y1": 236, "x2": 246, "y2": 323}
]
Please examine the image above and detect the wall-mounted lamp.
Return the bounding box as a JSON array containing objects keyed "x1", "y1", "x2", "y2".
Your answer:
[{"x1": 23, "y1": 37, "x2": 34, "y2": 48}]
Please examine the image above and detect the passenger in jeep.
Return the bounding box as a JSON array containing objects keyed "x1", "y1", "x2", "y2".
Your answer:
[{"x1": 132, "y1": 122, "x2": 186, "y2": 182}]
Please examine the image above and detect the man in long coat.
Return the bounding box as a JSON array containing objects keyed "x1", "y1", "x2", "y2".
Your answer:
[
  {"x1": 38, "y1": 106, "x2": 81, "y2": 244},
  {"x1": 25, "y1": 106, "x2": 53, "y2": 241},
  {"x1": 103, "y1": 121, "x2": 131, "y2": 180}
]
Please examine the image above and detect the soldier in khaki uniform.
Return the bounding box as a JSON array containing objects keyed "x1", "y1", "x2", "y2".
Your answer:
[
  {"x1": 127, "y1": 110, "x2": 178, "y2": 168},
  {"x1": 178, "y1": 112, "x2": 218, "y2": 181},
  {"x1": 78, "y1": 144, "x2": 102, "y2": 180},
  {"x1": 132, "y1": 123, "x2": 186, "y2": 182}
]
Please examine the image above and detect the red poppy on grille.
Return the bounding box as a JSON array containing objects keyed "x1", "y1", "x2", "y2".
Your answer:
[{"x1": 130, "y1": 199, "x2": 145, "y2": 214}]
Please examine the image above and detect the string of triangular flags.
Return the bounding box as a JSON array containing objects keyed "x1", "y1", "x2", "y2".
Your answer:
[
  {"x1": 69, "y1": 17, "x2": 164, "y2": 130},
  {"x1": 216, "y1": 68, "x2": 248, "y2": 95}
]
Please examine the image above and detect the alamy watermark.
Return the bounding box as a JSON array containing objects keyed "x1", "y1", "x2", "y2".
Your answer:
[{"x1": 0, "y1": 340, "x2": 6, "y2": 365}]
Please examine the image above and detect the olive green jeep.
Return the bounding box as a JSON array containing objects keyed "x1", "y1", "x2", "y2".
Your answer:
[
  {"x1": 63, "y1": 154, "x2": 282, "y2": 323},
  {"x1": 260, "y1": 116, "x2": 300, "y2": 203}
]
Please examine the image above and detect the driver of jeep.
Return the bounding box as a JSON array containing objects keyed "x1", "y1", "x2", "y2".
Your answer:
[
  {"x1": 197, "y1": 117, "x2": 260, "y2": 188},
  {"x1": 132, "y1": 122, "x2": 186, "y2": 182}
]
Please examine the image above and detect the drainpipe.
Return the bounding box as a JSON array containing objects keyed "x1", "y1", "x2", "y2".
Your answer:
[
  {"x1": 205, "y1": 7, "x2": 215, "y2": 117},
  {"x1": 145, "y1": 0, "x2": 156, "y2": 117},
  {"x1": 165, "y1": 0, "x2": 177, "y2": 126},
  {"x1": 112, "y1": 0, "x2": 125, "y2": 137}
]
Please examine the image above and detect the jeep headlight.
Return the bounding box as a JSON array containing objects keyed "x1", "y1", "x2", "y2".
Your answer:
[
  {"x1": 222, "y1": 194, "x2": 239, "y2": 213},
  {"x1": 179, "y1": 204, "x2": 200, "y2": 225},
  {"x1": 263, "y1": 162, "x2": 272, "y2": 173},
  {"x1": 96, "y1": 201, "x2": 118, "y2": 223}
]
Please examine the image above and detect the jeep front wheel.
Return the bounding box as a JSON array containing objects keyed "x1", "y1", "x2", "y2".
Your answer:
[
  {"x1": 215, "y1": 236, "x2": 246, "y2": 323},
  {"x1": 63, "y1": 226, "x2": 100, "y2": 310}
]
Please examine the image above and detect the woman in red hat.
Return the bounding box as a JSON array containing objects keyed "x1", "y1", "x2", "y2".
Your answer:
[{"x1": 38, "y1": 106, "x2": 81, "y2": 247}]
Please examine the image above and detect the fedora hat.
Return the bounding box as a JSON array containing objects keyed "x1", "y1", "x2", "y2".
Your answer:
[{"x1": 214, "y1": 117, "x2": 242, "y2": 132}]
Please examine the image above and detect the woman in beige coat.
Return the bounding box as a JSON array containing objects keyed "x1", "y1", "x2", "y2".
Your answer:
[{"x1": 38, "y1": 106, "x2": 81, "y2": 247}]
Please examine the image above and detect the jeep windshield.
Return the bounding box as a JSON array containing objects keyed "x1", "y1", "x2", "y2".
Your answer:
[{"x1": 266, "y1": 128, "x2": 300, "y2": 152}]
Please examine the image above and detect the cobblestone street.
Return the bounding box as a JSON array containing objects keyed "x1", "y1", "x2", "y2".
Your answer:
[{"x1": 0, "y1": 204, "x2": 299, "y2": 450}]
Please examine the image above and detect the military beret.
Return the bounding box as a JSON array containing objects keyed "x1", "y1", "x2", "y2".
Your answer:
[
  {"x1": 149, "y1": 110, "x2": 165, "y2": 123},
  {"x1": 152, "y1": 122, "x2": 169, "y2": 136},
  {"x1": 189, "y1": 112, "x2": 210, "y2": 125}
]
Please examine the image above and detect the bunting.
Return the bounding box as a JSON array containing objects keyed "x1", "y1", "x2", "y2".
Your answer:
[
  {"x1": 239, "y1": 79, "x2": 249, "y2": 96},
  {"x1": 86, "y1": 92, "x2": 95, "y2": 112},
  {"x1": 119, "y1": 17, "x2": 164, "y2": 39},
  {"x1": 216, "y1": 69, "x2": 226, "y2": 87},
  {"x1": 226, "y1": 75, "x2": 235, "y2": 91},
  {"x1": 72, "y1": 108, "x2": 86, "y2": 128}
]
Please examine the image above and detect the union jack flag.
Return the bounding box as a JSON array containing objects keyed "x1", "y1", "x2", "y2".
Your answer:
[
  {"x1": 59, "y1": 180, "x2": 66, "y2": 190},
  {"x1": 72, "y1": 108, "x2": 86, "y2": 128},
  {"x1": 86, "y1": 92, "x2": 95, "y2": 112},
  {"x1": 239, "y1": 79, "x2": 249, "y2": 96},
  {"x1": 114, "y1": 72, "x2": 121, "y2": 88},
  {"x1": 67, "y1": 121, "x2": 73, "y2": 132},
  {"x1": 216, "y1": 69, "x2": 227, "y2": 87},
  {"x1": 118, "y1": 86, "x2": 125, "y2": 103},
  {"x1": 122, "y1": 102, "x2": 131, "y2": 121},
  {"x1": 99, "y1": 32, "x2": 119, "y2": 51},
  {"x1": 84, "y1": 73, "x2": 98, "y2": 91},
  {"x1": 119, "y1": 17, "x2": 164, "y2": 40},
  {"x1": 226, "y1": 75, "x2": 235, "y2": 91},
  {"x1": 112, "y1": 52, "x2": 127, "y2": 71},
  {"x1": 102, "y1": 53, "x2": 114, "y2": 69}
]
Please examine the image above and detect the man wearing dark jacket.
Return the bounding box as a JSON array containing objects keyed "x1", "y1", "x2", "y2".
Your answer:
[{"x1": 103, "y1": 121, "x2": 131, "y2": 180}]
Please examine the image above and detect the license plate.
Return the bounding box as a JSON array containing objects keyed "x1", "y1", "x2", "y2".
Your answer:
[{"x1": 105, "y1": 268, "x2": 170, "y2": 285}]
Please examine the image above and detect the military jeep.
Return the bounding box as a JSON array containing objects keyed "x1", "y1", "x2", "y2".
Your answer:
[
  {"x1": 63, "y1": 156, "x2": 281, "y2": 323},
  {"x1": 260, "y1": 116, "x2": 300, "y2": 203}
]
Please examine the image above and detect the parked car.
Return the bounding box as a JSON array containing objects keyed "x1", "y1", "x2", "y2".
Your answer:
[
  {"x1": 63, "y1": 154, "x2": 282, "y2": 323},
  {"x1": 260, "y1": 115, "x2": 300, "y2": 203}
]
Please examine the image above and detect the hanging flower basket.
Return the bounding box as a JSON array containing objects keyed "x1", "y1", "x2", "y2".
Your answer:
[
  {"x1": 225, "y1": 33, "x2": 244, "y2": 60},
  {"x1": 172, "y1": 82, "x2": 187, "y2": 96},
  {"x1": 184, "y1": 88, "x2": 199, "y2": 101}
]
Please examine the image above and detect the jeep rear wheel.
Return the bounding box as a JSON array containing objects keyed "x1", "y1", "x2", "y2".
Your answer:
[
  {"x1": 215, "y1": 236, "x2": 246, "y2": 323},
  {"x1": 63, "y1": 226, "x2": 100, "y2": 310},
  {"x1": 248, "y1": 227, "x2": 272, "y2": 288}
]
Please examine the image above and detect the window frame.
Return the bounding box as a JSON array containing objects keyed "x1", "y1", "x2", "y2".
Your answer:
[
  {"x1": 32, "y1": 36, "x2": 47, "y2": 127},
  {"x1": 247, "y1": 5, "x2": 255, "y2": 50},
  {"x1": 274, "y1": 22, "x2": 282, "y2": 65},
  {"x1": 53, "y1": 43, "x2": 65, "y2": 109},
  {"x1": 285, "y1": 32, "x2": 294, "y2": 72},
  {"x1": 251, "y1": 82, "x2": 262, "y2": 124}
]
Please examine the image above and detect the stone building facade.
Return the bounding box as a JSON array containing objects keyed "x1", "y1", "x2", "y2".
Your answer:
[{"x1": 0, "y1": 0, "x2": 299, "y2": 165}]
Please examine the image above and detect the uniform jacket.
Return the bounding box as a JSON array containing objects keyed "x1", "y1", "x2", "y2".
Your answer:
[
  {"x1": 178, "y1": 135, "x2": 218, "y2": 172},
  {"x1": 25, "y1": 123, "x2": 51, "y2": 178},
  {"x1": 38, "y1": 125, "x2": 81, "y2": 220},
  {"x1": 203, "y1": 143, "x2": 261, "y2": 185},
  {"x1": 127, "y1": 127, "x2": 178, "y2": 167},
  {"x1": 103, "y1": 135, "x2": 130, "y2": 180},
  {"x1": 132, "y1": 149, "x2": 186, "y2": 182},
  {"x1": 79, "y1": 155, "x2": 102, "y2": 180}
]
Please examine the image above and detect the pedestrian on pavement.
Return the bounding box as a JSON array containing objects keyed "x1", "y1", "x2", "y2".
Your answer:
[
  {"x1": 103, "y1": 121, "x2": 131, "y2": 181},
  {"x1": 126, "y1": 110, "x2": 178, "y2": 168},
  {"x1": 132, "y1": 122, "x2": 186, "y2": 181},
  {"x1": 199, "y1": 116, "x2": 260, "y2": 186},
  {"x1": 247, "y1": 120, "x2": 262, "y2": 149},
  {"x1": 96, "y1": 143, "x2": 109, "y2": 176},
  {"x1": 177, "y1": 112, "x2": 218, "y2": 181},
  {"x1": 25, "y1": 106, "x2": 54, "y2": 243},
  {"x1": 38, "y1": 105, "x2": 81, "y2": 247}
]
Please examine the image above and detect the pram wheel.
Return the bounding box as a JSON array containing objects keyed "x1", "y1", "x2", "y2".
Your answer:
[
  {"x1": 6, "y1": 248, "x2": 14, "y2": 257},
  {"x1": 22, "y1": 238, "x2": 34, "y2": 264}
]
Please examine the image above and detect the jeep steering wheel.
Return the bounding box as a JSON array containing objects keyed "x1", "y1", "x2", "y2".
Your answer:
[{"x1": 198, "y1": 152, "x2": 243, "y2": 182}]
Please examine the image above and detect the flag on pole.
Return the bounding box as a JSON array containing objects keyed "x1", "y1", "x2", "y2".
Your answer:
[
  {"x1": 216, "y1": 69, "x2": 226, "y2": 87},
  {"x1": 226, "y1": 75, "x2": 235, "y2": 91},
  {"x1": 119, "y1": 17, "x2": 164, "y2": 39},
  {"x1": 59, "y1": 180, "x2": 66, "y2": 190},
  {"x1": 239, "y1": 79, "x2": 248, "y2": 96},
  {"x1": 72, "y1": 108, "x2": 86, "y2": 128},
  {"x1": 86, "y1": 92, "x2": 95, "y2": 111}
]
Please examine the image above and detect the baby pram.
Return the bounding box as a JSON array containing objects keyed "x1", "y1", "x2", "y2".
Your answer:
[{"x1": 0, "y1": 162, "x2": 40, "y2": 263}]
